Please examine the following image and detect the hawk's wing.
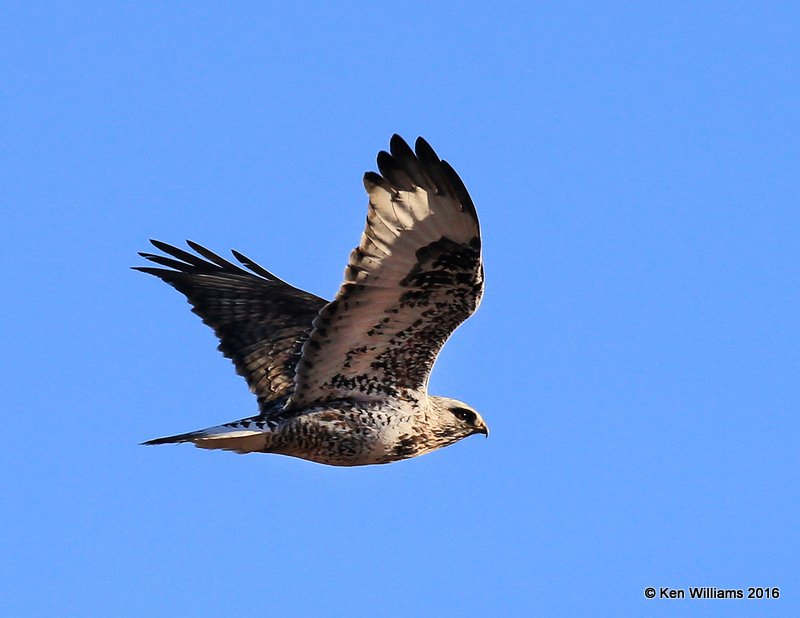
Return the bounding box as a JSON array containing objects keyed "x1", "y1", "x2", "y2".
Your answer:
[
  {"x1": 289, "y1": 135, "x2": 483, "y2": 408},
  {"x1": 134, "y1": 241, "x2": 326, "y2": 413}
]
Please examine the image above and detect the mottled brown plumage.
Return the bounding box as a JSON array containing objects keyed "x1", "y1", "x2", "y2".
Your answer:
[{"x1": 138, "y1": 135, "x2": 487, "y2": 466}]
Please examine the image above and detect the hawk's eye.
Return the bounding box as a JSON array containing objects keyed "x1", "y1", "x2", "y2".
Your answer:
[{"x1": 452, "y1": 407, "x2": 476, "y2": 424}]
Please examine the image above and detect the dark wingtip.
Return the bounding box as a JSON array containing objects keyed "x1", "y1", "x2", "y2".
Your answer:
[
  {"x1": 368, "y1": 136, "x2": 474, "y2": 212},
  {"x1": 363, "y1": 170, "x2": 394, "y2": 192},
  {"x1": 389, "y1": 134, "x2": 412, "y2": 155},
  {"x1": 441, "y1": 159, "x2": 478, "y2": 220},
  {"x1": 414, "y1": 136, "x2": 440, "y2": 163},
  {"x1": 376, "y1": 150, "x2": 395, "y2": 180},
  {"x1": 231, "y1": 248, "x2": 282, "y2": 281}
]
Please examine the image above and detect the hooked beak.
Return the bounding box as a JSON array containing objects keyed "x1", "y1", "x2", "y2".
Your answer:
[{"x1": 476, "y1": 424, "x2": 489, "y2": 438}]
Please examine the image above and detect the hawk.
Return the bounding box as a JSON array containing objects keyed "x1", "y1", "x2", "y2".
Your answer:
[{"x1": 137, "y1": 135, "x2": 487, "y2": 466}]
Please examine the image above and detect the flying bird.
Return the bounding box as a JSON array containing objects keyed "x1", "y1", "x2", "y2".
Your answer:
[{"x1": 137, "y1": 135, "x2": 487, "y2": 466}]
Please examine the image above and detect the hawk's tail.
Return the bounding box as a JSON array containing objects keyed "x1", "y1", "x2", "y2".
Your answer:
[
  {"x1": 141, "y1": 429, "x2": 205, "y2": 445},
  {"x1": 142, "y1": 420, "x2": 272, "y2": 454}
]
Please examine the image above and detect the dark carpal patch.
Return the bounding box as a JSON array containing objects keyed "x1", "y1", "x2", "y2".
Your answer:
[
  {"x1": 293, "y1": 233, "x2": 483, "y2": 404},
  {"x1": 400, "y1": 236, "x2": 481, "y2": 289}
]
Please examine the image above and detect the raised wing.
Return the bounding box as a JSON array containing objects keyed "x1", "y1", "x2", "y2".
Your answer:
[
  {"x1": 134, "y1": 240, "x2": 326, "y2": 413},
  {"x1": 289, "y1": 135, "x2": 483, "y2": 408}
]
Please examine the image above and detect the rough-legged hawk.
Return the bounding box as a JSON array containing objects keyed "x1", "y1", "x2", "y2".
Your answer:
[{"x1": 137, "y1": 135, "x2": 487, "y2": 466}]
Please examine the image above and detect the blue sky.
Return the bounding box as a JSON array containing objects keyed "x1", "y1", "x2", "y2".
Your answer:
[{"x1": 2, "y1": 2, "x2": 798, "y2": 616}]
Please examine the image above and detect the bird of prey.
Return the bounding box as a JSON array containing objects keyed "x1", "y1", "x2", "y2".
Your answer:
[{"x1": 137, "y1": 135, "x2": 487, "y2": 466}]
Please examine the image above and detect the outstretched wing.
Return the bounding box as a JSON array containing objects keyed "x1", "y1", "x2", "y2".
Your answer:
[
  {"x1": 135, "y1": 240, "x2": 326, "y2": 413},
  {"x1": 289, "y1": 135, "x2": 483, "y2": 408}
]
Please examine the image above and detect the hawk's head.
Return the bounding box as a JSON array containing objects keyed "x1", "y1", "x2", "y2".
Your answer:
[{"x1": 431, "y1": 396, "x2": 489, "y2": 439}]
